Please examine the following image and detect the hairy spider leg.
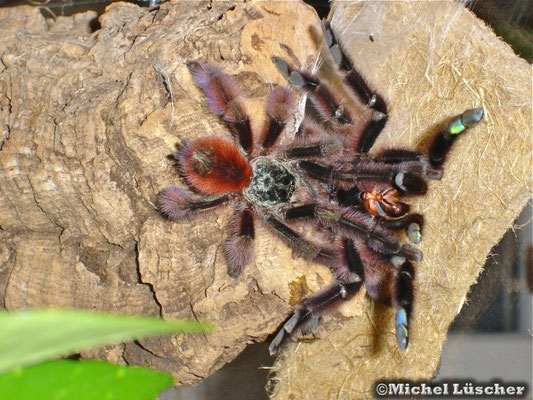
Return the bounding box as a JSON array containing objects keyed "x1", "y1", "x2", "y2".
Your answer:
[
  {"x1": 372, "y1": 107, "x2": 484, "y2": 177},
  {"x1": 428, "y1": 108, "x2": 484, "y2": 168},
  {"x1": 188, "y1": 62, "x2": 254, "y2": 154},
  {"x1": 284, "y1": 204, "x2": 422, "y2": 261},
  {"x1": 283, "y1": 125, "x2": 345, "y2": 161},
  {"x1": 158, "y1": 187, "x2": 229, "y2": 220},
  {"x1": 355, "y1": 241, "x2": 415, "y2": 351},
  {"x1": 269, "y1": 239, "x2": 364, "y2": 356},
  {"x1": 259, "y1": 87, "x2": 298, "y2": 153},
  {"x1": 394, "y1": 261, "x2": 415, "y2": 350},
  {"x1": 296, "y1": 159, "x2": 424, "y2": 195},
  {"x1": 271, "y1": 56, "x2": 354, "y2": 125},
  {"x1": 322, "y1": 23, "x2": 484, "y2": 171},
  {"x1": 265, "y1": 216, "x2": 341, "y2": 269},
  {"x1": 224, "y1": 208, "x2": 255, "y2": 277},
  {"x1": 321, "y1": 20, "x2": 388, "y2": 153}
]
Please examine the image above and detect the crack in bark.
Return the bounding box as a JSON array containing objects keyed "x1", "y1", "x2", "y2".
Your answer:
[
  {"x1": 133, "y1": 339, "x2": 161, "y2": 359},
  {"x1": 134, "y1": 240, "x2": 163, "y2": 317},
  {"x1": 26, "y1": 176, "x2": 65, "y2": 235}
]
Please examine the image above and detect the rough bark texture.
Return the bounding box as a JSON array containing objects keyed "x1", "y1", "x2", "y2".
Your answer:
[{"x1": 0, "y1": 0, "x2": 530, "y2": 396}]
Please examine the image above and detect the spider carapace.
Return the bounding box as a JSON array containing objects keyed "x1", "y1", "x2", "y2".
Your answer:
[{"x1": 158, "y1": 21, "x2": 484, "y2": 355}]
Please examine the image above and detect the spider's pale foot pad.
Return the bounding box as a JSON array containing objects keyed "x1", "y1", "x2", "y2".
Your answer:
[
  {"x1": 269, "y1": 310, "x2": 304, "y2": 356},
  {"x1": 269, "y1": 311, "x2": 319, "y2": 356},
  {"x1": 407, "y1": 223, "x2": 421, "y2": 244},
  {"x1": 271, "y1": 56, "x2": 290, "y2": 80},
  {"x1": 395, "y1": 307, "x2": 409, "y2": 350}
]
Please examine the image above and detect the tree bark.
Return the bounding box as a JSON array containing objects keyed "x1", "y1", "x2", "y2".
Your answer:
[{"x1": 0, "y1": 0, "x2": 530, "y2": 395}]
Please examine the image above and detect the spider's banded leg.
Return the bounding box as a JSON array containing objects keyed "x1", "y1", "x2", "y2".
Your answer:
[
  {"x1": 224, "y1": 208, "x2": 255, "y2": 277},
  {"x1": 265, "y1": 216, "x2": 339, "y2": 268},
  {"x1": 269, "y1": 280, "x2": 362, "y2": 355},
  {"x1": 373, "y1": 149, "x2": 443, "y2": 180},
  {"x1": 284, "y1": 135, "x2": 344, "y2": 161},
  {"x1": 342, "y1": 238, "x2": 365, "y2": 281},
  {"x1": 352, "y1": 161, "x2": 431, "y2": 195},
  {"x1": 269, "y1": 239, "x2": 364, "y2": 355},
  {"x1": 428, "y1": 108, "x2": 484, "y2": 168},
  {"x1": 187, "y1": 62, "x2": 254, "y2": 154},
  {"x1": 356, "y1": 242, "x2": 415, "y2": 350},
  {"x1": 157, "y1": 187, "x2": 229, "y2": 220},
  {"x1": 271, "y1": 56, "x2": 352, "y2": 124},
  {"x1": 376, "y1": 214, "x2": 424, "y2": 244},
  {"x1": 284, "y1": 204, "x2": 422, "y2": 261},
  {"x1": 260, "y1": 87, "x2": 298, "y2": 152},
  {"x1": 322, "y1": 20, "x2": 388, "y2": 153},
  {"x1": 271, "y1": 239, "x2": 364, "y2": 354},
  {"x1": 394, "y1": 261, "x2": 415, "y2": 350},
  {"x1": 297, "y1": 160, "x2": 356, "y2": 182},
  {"x1": 298, "y1": 159, "x2": 427, "y2": 196}
]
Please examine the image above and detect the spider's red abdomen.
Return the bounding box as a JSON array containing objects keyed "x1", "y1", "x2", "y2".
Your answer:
[{"x1": 179, "y1": 137, "x2": 252, "y2": 195}]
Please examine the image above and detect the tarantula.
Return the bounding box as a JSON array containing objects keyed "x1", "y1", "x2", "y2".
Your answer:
[{"x1": 157, "y1": 21, "x2": 484, "y2": 355}]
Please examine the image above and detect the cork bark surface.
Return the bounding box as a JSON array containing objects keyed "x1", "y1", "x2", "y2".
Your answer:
[{"x1": 0, "y1": 0, "x2": 530, "y2": 395}]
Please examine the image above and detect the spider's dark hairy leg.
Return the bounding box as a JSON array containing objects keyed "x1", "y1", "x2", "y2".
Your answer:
[
  {"x1": 271, "y1": 56, "x2": 352, "y2": 124},
  {"x1": 284, "y1": 133, "x2": 344, "y2": 161},
  {"x1": 269, "y1": 239, "x2": 364, "y2": 355},
  {"x1": 187, "y1": 62, "x2": 254, "y2": 153},
  {"x1": 343, "y1": 238, "x2": 365, "y2": 280},
  {"x1": 269, "y1": 280, "x2": 362, "y2": 356},
  {"x1": 157, "y1": 187, "x2": 229, "y2": 221},
  {"x1": 284, "y1": 204, "x2": 422, "y2": 261},
  {"x1": 260, "y1": 87, "x2": 297, "y2": 151},
  {"x1": 285, "y1": 204, "x2": 318, "y2": 220},
  {"x1": 428, "y1": 108, "x2": 484, "y2": 168},
  {"x1": 351, "y1": 162, "x2": 429, "y2": 195},
  {"x1": 376, "y1": 149, "x2": 424, "y2": 163},
  {"x1": 297, "y1": 160, "x2": 355, "y2": 182},
  {"x1": 394, "y1": 261, "x2": 415, "y2": 350},
  {"x1": 224, "y1": 208, "x2": 255, "y2": 278},
  {"x1": 373, "y1": 149, "x2": 444, "y2": 180},
  {"x1": 337, "y1": 186, "x2": 363, "y2": 207},
  {"x1": 265, "y1": 216, "x2": 338, "y2": 268},
  {"x1": 377, "y1": 213, "x2": 424, "y2": 244},
  {"x1": 286, "y1": 143, "x2": 324, "y2": 158},
  {"x1": 321, "y1": 20, "x2": 388, "y2": 153},
  {"x1": 297, "y1": 159, "x2": 427, "y2": 197},
  {"x1": 327, "y1": 208, "x2": 422, "y2": 261},
  {"x1": 356, "y1": 242, "x2": 414, "y2": 350}
]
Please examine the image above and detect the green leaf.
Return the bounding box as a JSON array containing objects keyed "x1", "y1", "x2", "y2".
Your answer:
[
  {"x1": 0, "y1": 309, "x2": 213, "y2": 373},
  {"x1": 0, "y1": 360, "x2": 174, "y2": 400}
]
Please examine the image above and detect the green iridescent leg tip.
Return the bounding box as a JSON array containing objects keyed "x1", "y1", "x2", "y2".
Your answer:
[
  {"x1": 448, "y1": 107, "x2": 484, "y2": 135},
  {"x1": 407, "y1": 223, "x2": 421, "y2": 244}
]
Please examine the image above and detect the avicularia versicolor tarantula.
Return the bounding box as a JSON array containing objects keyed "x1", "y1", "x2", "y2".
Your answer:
[{"x1": 157, "y1": 21, "x2": 484, "y2": 355}]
